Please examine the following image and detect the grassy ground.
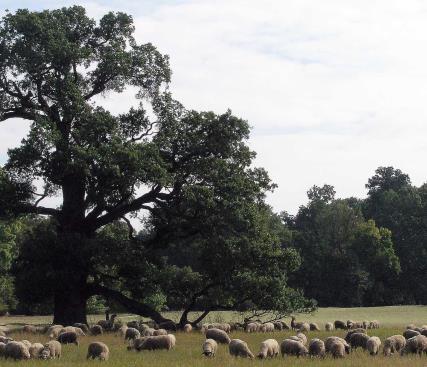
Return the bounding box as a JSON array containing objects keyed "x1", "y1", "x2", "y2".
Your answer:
[{"x1": 1, "y1": 306, "x2": 427, "y2": 366}]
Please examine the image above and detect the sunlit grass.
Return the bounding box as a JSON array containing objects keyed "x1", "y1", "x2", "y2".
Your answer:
[{"x1": 1, "y1": 306, "x2": 427, "y2": 366}]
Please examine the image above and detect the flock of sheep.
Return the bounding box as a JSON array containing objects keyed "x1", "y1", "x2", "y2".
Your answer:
[{"x1": 1, "y1": 315, "x2": 427, "y2": 362}]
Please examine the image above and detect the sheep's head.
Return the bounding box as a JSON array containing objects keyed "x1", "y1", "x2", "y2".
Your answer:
[{"x1": 39, "y1": 347, "x2": 51, "y2": 360}]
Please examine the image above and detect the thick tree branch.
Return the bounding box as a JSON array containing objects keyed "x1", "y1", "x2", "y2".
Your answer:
[
  {"x1": 87, "y1": 283, "x2": 172, "y2": 324},
  {"x1": 16, "y1": 203, "x2": 59, "y2": 217}
]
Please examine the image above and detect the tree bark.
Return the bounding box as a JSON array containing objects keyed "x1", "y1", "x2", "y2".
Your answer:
[
  {"x1": 53, "y1": 283, "x2": 88, "y2": 325},
  {"x1": 88, "y1": 284, "x2": 173, "y2": 325}
]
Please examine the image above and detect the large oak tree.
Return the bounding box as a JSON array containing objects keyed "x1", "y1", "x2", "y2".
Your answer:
[{"x1": 0, "y1": 7, "x2": 309, "y2": 325}]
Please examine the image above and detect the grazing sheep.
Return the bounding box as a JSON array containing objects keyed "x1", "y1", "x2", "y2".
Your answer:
[
  {"x1": 403, "y1": 329, "x2": 420, "y2": 339},
  {"x1": 345, "y1": 328, "x2": 367, "y2": 342},
  {"x1": 0, "y1": 336, "x2": 13, "y2": 344},
  {"x1": 309, "y1": 322, "x2": 320, "y2": 331},
  {"x1": 142, "y1": 328, "x2": 155, "y2": 336},
  {"x1": 367, "y1": 336, "x2": 381, "y2": 355},
  {"x1": 40, "y1": 340, "x2": 61, "y2": 359},
  {"x1": 29, "y1": 343, "x2": 44, "y2": 359},
  {"x1": 125, "y1": 327, "x2": 141, "y2": 342},
  {"x1": 296, "y1": 332, "x2": 308, "y2": 345},
  {"x1": 260, "y1": 322, "x2": 274, "y2": 333},
  {"x1": 349, "y1": 333, "x2": 370, "y2": 350},
  {"x1": 229, "y1": 339, "x2": 254, "y2": 359},
  {"x1": 370, "y1": 322, "x2": 379, "y2": 331},
  {"x1": 153, "y1": 328, "x2": 168, "y2": 336},
  {"x1": 362, "y1": 320, "x2": 369, "y2": 329},
  {"x1": 298, "y1": 322, "x2": 310, "y2": 332},
  {"x1": 97, "y1": 314, "x2": 117, "y2": 331},
  {"x1": 90, "y1": 325, "x2": 103, "y2": 336},
  {"x1": 87, "y1": 342, "x2": 109, "y2": 361},
  {"x1": 206, "y1": 328, "x2": 231, "y2": 344},
  {"x1": 0, "y1": 342, "x2": 6, "y2": 357},
  {"x1": 73, "y1": 323, "x2": 89, "y2": 334},
  {"x1": 334, "y1": 320, "x2": 347, "y2": 330},
  {"x1": 325, "y1": 322, "x2": 334, "y2": 331},
  {"x1": 280, "y1": 339, "x2": 308, "y2": 357},
  {"x1": 22, "y1": 325, "x2": 37, "y2": 334},
  {"x1": 383, "y1": 335, "x2": 406, "y2": 356},
  {"x1": 47, "y1": 325, "x2": 64, "y2": 338},
  {"x1": 245, "y1": 322, "x2": 259, "y2": 333},
  {"x1": 59, "y1": 326, "x2": 85, "y2": 336},
  {"x1": 183, "y1": 324, "x2": 192, "y2": 333},
  {"x1": 309, "y1": 338, "x2": 325, "y2": 358},
  {"x1": 117, "y1": 325, "x2": 128, "y2": 337},
  {"x1": 57, "y1": 331, "x2": 79, "y2": 346},
  {"x1": 4, "y1": 341, "x2": 31, "y2": 360},
  {"x1": 21, "y1": 340, "x2": 32, "y2": 349},
  {"x1": 202, "y1": 338, "x2": 217, "y2": 357},
  {"x1": 330, "y1": 340, "x2": 346, "y2": 358},
  {"x1": 273, "y1": 321, "x2": 283, "y2": 331},
  {"x1": 401, "y1": 335, "x2": 427, "y2": 356},
  {"x1": 325, "y1": 337, "x2": 351, "y2": 354},
  {"x1": 257, "y1": 339, "x2": 279, "y2": 359},
  {"x1": 134, "y1": 335, "x2": 176, "y2": 351}
]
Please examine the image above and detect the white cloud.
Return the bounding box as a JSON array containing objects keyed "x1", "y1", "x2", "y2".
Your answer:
[{"x1": 1, "y1": 0, "x2": 427, "y2": 214}]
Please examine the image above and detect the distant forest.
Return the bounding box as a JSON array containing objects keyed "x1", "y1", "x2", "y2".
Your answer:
[{"x1": 1, "y1": 166, "x2": 425, "y2": 314}]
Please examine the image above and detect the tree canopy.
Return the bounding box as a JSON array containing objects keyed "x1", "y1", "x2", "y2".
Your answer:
[{"x1": 0, "y1": 6, "x2": 312, "y2": 325}]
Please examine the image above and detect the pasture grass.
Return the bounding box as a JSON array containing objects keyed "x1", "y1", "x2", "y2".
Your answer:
[{"x1": 1, "y1": 306, "x2": 427, "y2": 366}]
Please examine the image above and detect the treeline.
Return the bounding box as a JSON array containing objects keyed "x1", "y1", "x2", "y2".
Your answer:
[
  {"x1": 0, "y1": 166, "x2": 425, "y2": 314},
  {"x1": 285, "y1": 166, "x2": 427, "y2": 307}
]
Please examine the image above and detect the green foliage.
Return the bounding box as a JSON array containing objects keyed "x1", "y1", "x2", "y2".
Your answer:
[{"x1": 287, "y1": 185, "x2": 401, "y2": 307}]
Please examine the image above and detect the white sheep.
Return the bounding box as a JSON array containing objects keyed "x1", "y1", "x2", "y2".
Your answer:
[
  {"x1": 325, "y1": 322, "x2": 334, "y2": 331},
  {"x1": 206, "y1": 328, "x2": 231, "y2": 344},
  {"x1": 40, "y1": 340, "x2": 62, "y2": 359},
  {"x1": 134, "y1": 334, "x2": 176, "y2": 351},
  {"x1": 29, "y1": 343, "x2": 44, "y2": 358},
  {"x1": 367, "y1": 336, "x2": 381, "y2": 355},
  {"x1": 153, "y1": 328, "x2": 167, "y2": 336},
  {"x1": 202, "y1": 338, "x2": 218, "y2": 357},
  {"x1": 4, "y1": 341, "x2": 30, "y2": 360},
  {"x1": 257, "y1": 338, "x2": 279, "y2": 359},
  {"x1": 245, "y1": 322, "x2": 259, "y2": 333},
  {"x1": 383, "y1": 335, "x2": 406, "y2": 356},
  {"x1": 125, "y1": 327, "x2": 141, "y2": 342},
  {"x1": 183, "y1": 324, "x2": 192, "y2": 333},
  {"x1": 280, "y1": 339, "x2": 308, "y2": 357},
  {"x1": 229, "y1": 339, "x2": 254, "y2": 358}
]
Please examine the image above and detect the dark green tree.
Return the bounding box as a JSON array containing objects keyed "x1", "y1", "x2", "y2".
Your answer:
[
  {"x1": 364, "y1": 167, "x2": 427, "y2": 303},
  {"x1": 287, "y1": 185, "x2": 400, "y2": 306},
  {"x1": 0, "y1": 7, "x2": 308, "y2": 324}
]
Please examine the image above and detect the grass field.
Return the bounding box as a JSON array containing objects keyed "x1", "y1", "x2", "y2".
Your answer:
[{"x1": 1, "y1": 306, "x2": 427, "y2": 366}]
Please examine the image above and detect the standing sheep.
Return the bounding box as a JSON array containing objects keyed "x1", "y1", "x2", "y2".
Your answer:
[
  {"x1": 206, "y1": 328, "x2": 231, "y2": 344},
  {"x1": 90, "y1": 325, "x2": 103, "y2": 336},
  {"x1": 245, "y1": 322, "x2": 258, "y2": 333},
  {"x1": 40, "y1": 340, "x2": 62, "y2": 359},
  {"x1": 403, "y1": 329, "x2": 420, "y2": 339},
  {"x1": 87, "y1": 342, "x2": 109, "y2": 361},
  {"x1": 153, "y1": 328, "x2": 168, "y2": 336},
  {"x1": 325, "y1": 322, "x2": 334, "y2": 331},
  {"x1": 366, "y1": 336, "x2": 381, "y2": 355},
  {"x1": 260, "y1": 322, "x2": 275, "y2": 332},
  {"x1": 202, "y1": 339, "x2": 217, "y2": 357},
  {"x1": 134, "y1": 335, "x2": 176, "y2": 351},
  {"x1": 334, "y1": 320, "x2": 347, "y2": 330},
  {"x1": 229, "y1": 339, "x2": 254, "y2": 358},
  {"x1": 281, "y1": 339, "x2": 308, "y2": 357},
  {"x1": 296, "y1": 333, "x2": 308, "y2": 345},
  {"x1": 383, "y1": 335, "x2": 406, "y2": 356},
  {"x1": 298, "y1": 322, "x2": 310, "y2": 332},
  {"x1": 183, "y1": 324, "x2": 192, "y2": 333},
  {"x1": 125, "y1": 327, "x2": 141, "y2": 342},
  {"x1": 57, "y1": 331, "x2": 79, "y2": 346},
  {"x1": 117, "y1": 325, "x2": 128, "y2": 337},
  {"x1": 345, "y1": 328, "x2": 367, "y2": 342},
  {"x1": 309, "y1": 338, "x2": 325, "y2": 358},
  {"x1": 273, "y1": 321, "x2": 283, "y2": 331},
  {"x1": 325, "y1": 337, "x2": 351, "y2": 354},
  {"x1": 401, "y1": 335, "x2": 427, "y2": 356},
  {"x1": 309, "y1": 323, "x2": 320, "y2": 331},
  {"x1": 73, "y1": 323, "x2": 89, "y2": 334},
  {"x1": 22, "y1": 325, "x2": 37, "y2": 334},
  {"x1": 29, "y1": 343, "x2": 44, "y2": 358},
  {"x1": 330, "y1": 340, "x2": 346, "y2": 358},
  {"x1": 4, "y1": 341, "x2": 31, "y2": 360},
  {"x1": 0, "y1": 342, "x2": 6, "y2": 357},
  {"x1": 257, "y1": 339, "x2": 279, "y2": 359},
  {"x1": 348, "y1": 333, "x2": 370, "y2": 350}
]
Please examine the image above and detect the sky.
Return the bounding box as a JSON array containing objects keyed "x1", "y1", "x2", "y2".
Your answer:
[{"x1": 1, "y1": 0, "x2": 427, "y2": 215}]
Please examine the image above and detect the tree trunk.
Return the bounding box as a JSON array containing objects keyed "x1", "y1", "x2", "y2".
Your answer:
[{"x1": 53, "y1": 283, "x2": 88, "y2": 325}]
